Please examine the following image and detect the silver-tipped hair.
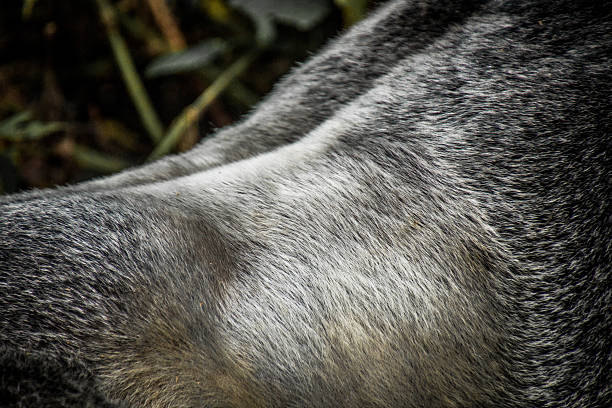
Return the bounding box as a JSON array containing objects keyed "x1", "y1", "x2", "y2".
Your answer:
[{"x1": 1, "y1": 1, "x2": 610, "y2": 407}]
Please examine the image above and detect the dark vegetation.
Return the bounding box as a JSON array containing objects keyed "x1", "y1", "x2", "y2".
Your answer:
[{"x1": 0, "y1": 0, "x2": 370, "y2": 194}]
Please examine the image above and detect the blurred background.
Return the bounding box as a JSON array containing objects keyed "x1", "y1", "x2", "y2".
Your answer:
[{"x1": 0, "y1": 0, "x2": 372, "y2": 194}]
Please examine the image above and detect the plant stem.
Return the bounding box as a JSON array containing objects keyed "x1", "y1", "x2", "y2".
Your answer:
[
  {"x1": 201, "y1": 65, "x2": 259, "y2": 107},
  {"x1": 148, "y1": 49, "x2": 258, "y2": 160},
  {"x1": 145, "y1": 0, "x2": 186, "y2": 52},
  {"x1": 72, "y1": 144, "x2": 130, "y2": 173},
  {"x1": 95, "y1": 0, "x2": 164, "y2": 143}
]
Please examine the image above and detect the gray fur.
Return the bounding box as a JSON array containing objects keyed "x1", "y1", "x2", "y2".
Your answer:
[{"x1": 1, "y1": 0, "x2": 610, "y2": 407}]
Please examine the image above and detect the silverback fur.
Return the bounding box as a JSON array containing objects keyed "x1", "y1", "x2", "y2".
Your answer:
[{"x1": 1, "y1": 0, "x2": 610, "y2": 407}]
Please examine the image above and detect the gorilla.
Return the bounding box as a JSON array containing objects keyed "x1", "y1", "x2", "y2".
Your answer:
[{"x1": 1, "y1": 0, "x2": 610, "y2": 406}]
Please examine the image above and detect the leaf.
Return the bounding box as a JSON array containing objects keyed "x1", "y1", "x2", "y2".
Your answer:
[
  {"x1": 266, "y1": 0, "x2": 330, "y2": 30},
  {"x1": 72, "y1": 144, "x2": 130, "y2": 173},
  {"x1": 145, "y1": 38, "x2": 228, "y2": 78},
  {"x1": 230, "y1": 0, "x2": 331, "y2": 45},
  {"x1": 0, "y1": 111, "x2": 65, "y2": 141}
]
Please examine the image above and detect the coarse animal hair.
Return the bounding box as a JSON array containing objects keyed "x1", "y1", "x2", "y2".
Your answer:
[{"x1": 1, "y1": 0, "x2": 611, "y2": 407}]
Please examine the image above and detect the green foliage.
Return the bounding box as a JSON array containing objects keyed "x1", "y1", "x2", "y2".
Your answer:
[
  {"x1": 1, "y1": 0, "x2": 371, "y2": 192},
  {"x1": 233, "y1": 0, "x2": 331, "y2": 30},
  {"x1": 0, "y1": 112, "x2": 65, "y2": 142},
  {"x1": 146, "y1": 39, "x2": 228, "y2": 78},
  {"x1": 231, "y1": 0, "x2": 331, "y2": 45}
]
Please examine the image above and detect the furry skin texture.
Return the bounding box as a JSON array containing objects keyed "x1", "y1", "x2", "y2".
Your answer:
[
  {"x1": 0, "y1": 0, "x2": 610, "y2": 407},
  {"x1": 0, "y1": 346, "x2": 122, "y2": 407}
]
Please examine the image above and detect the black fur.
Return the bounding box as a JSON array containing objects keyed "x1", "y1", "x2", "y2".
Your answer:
[{"x1": 0, "y1": 346, "x2": 122, "y2": 407}]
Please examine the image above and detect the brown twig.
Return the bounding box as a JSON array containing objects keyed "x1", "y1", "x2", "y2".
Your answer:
[{"x1": 145, "y1": 0, "x2": 186, "y2": 52}]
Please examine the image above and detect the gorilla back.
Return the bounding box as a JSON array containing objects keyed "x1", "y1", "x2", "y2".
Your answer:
[{"x1": 0, "y1": 0, "x2": 610, "y2": 407}]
